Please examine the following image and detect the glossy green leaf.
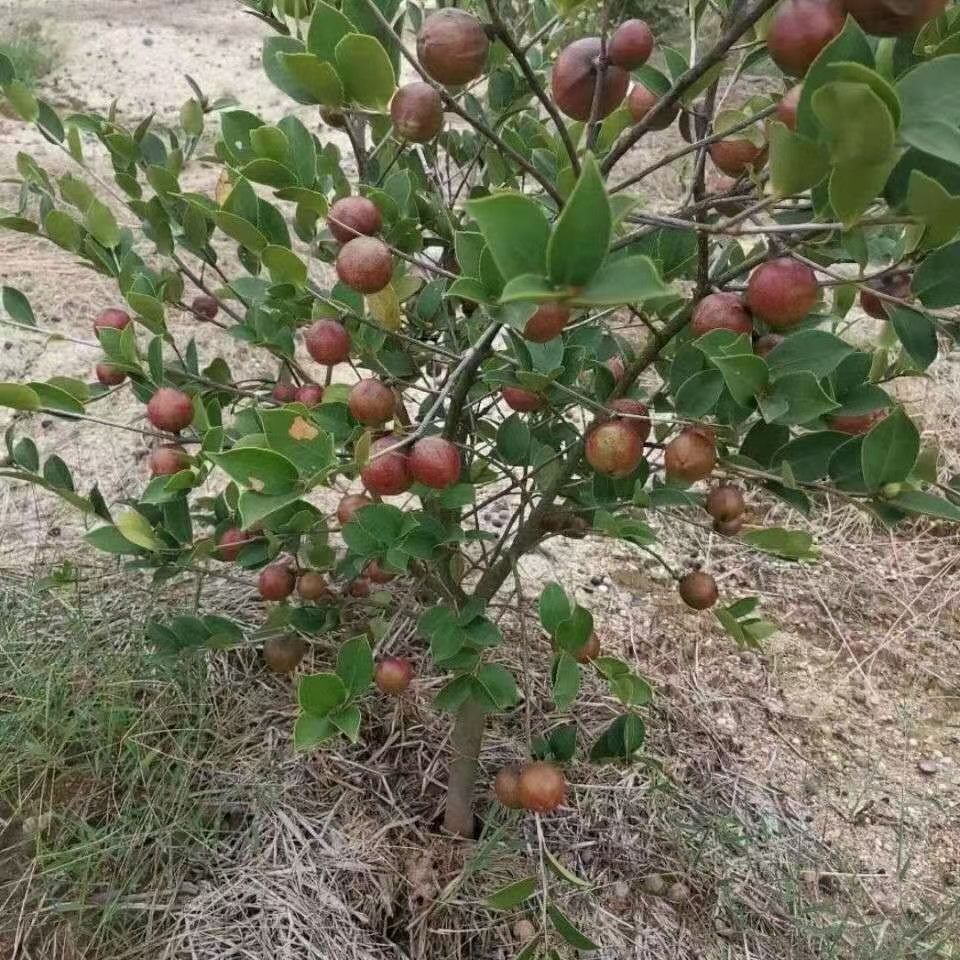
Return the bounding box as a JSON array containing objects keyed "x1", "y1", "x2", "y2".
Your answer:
[
  {"x1": 861, "y1": 408, "x2": 919, "y2": 490},
  {"x1": 570, "y1": 255, "x2": 671, "y2": 307},
  {"x1": 293, "y1": 713, "x2": 337, "y2": 749},
  {"x1": 466, "y1": 193, "x2": 550, "y2": 281},
  {"x1": 551, "y1": 651, "x2": 579, "y2": 711},
  {"x1": 486, "y1": 876, "x2": 538, "y2": 910},
  {"x1": 336, "y1": 636, "x2": 374, "y2": 697},
  {"x1": 547, "y1": 905, "x2": 599, "y2": 951},
  {"x1": 307, "y1": 1, "x2": 355, "y2": 61},
  {"x1": 84, "y1": 198, "x2": 121, "y2": 249},
  {"x1": 335, "y1": 34, "x2": 396, "y2": 110},
  {"x1": 768, "y1": 120, "x2": 829, "y2": 197},
  {"x1": 263, "y1": 245, "x2": 307, "y2": 285},
  {"x1": 741, "y1": 527, "x2": 820, "y2": 561},
  {"x1": 277, "y1": 53, "x2": 345, "y2": 107},
  {"x1": 897, "y1": 55, "x2": 960, "y2": 166},
  {"x1": 912, "y1": 239, "x2": 960, "y2": 307},
  {"x1": 547, "y1": 155, "x2": 610, "y2": 287},
  {"x1": 906, "y1": 170, "x2": 960, "y2": 249},
  {"x1": 539, "y1": 582, "x2": 571, "y2": 636},
  {"x1": 475, "y1": 664, "x2": 519, "y2": 711},
  {"x1": 889, "y1": 305, "x2": 938, "y2": 369},
  {"x1": 890, "y1": 489, "x2": 960, "y2": 521},
  {"x1": 116, "y1": 509, "x2": 163, "y2": 551},
  {"x1": 208, "y1": 447, "x2": 300, "y2": 495},
  {"x1": 765, "y1": 330, "x2": 853, "y2": 381},
  {"x1": 298, "y1": 673, "x2": 349, "y2": 715},
  {"x1": 4, "y1": 80, "x2": 38, "y2": 121}
]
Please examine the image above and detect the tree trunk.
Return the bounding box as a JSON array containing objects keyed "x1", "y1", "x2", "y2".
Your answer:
[{"x1": 443, "y1": 697, "x2": 486, "y2": 836}]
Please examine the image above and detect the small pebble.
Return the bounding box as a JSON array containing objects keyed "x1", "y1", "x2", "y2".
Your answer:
[{"x1": 917, "y1": 758, "x2": 939, "y2": 776}]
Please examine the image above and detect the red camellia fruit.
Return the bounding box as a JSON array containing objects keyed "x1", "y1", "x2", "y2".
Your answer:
[
  {"x1": 502, "y1": 386, "x2": 546, "y2": 412},
  {"x1": 295, "y1": 384, "x2": 324, "y2": 407},
  {"x1": 216, "y1": 527, "x2": 249, "y2": 562},
  {"x1": 336, "y1": 237, "x2": 394, "y2": 294},
  {"x1": 574, "y1": 632, "x2": 601, "y2": 664},
  {"x1": 707, "y1": 172, "x2": 751, "y2": 217},
  {"x1": 375, "y1": 656, "x2": 414, "y2": 694},
  {"x1": 606, "y1": 398, "x2": 651, "y2": 445},
  {"x1": 608, "y1": 18, "x2": 654, "y2": 70},
  {"x1": 298, "y1": 571, "x2": 332, "y2": 601},
  {"x1": 627, "y1": 82, "x2": 679, "y2": 130},
  {"x1": 754, "y1": 333, "x2": 785, "y2": 358},
  {"x1": 417, "y1": 9, "x2": 490, "y2": 85},
  {"x1": 348, "y1": 577, "x2": 372, "y2": 598},
  {"x1": 348, "y1": 379, "x2": 396, "y2": 426},
  {"x1": 705, "y1": 484, "x2": 745, "y2": 522},
  {"x1": 524, "y1": 303, "x2": 570, "y2": 343},
  {"x1": 149, "y1": 443, "x2": 189, "y2": 477},
  {"x1": 147, "y1": 387, "x2": 194, "y2": 433},
  {"x1": 828, "y1": 408, "x2": 888, "y2": 435},
  {"x1": 361, "y1": 436, "x2": 413, "y2": 496},
  {"x1": 391, "y1": 82, "x2": 445, "y2": 143},
  {"x1": 272, "y1": 382, "x2": 298, "y2": 403},
  {"x1": 258, "y1": 564, "x2": 296, "y2": 601},
  {"x1": 709, "y1": 138, "x2": 768, "y2": 177},
  {"x1": 715, "y1": 516, "x2": 744, "y2": 536},
  {"x1": 493, "y1": 765, "x2": 524, "y2": 809},
  {"x1": 93, "y1": 308, "x2": 131, "y2": 334},
  {"x1": 746, "y1": 257, "x2": 818, "y2": 329},
  {"x1": 585, "y1": 420, "x2": 644, "y2": 478},
  {"x1": 305, "y1": 319, "x2": 351, "y2": 365},
  {"x1": 665, "y1": 427, "x2": 716, "y2": 484},
  {"x1": 766, "y1": 0, "x2": 845, "y2": 76},
  {"x1": 191, "y1": 294, "x2": 219, "y2": 321},
  {"x1": 365, "y1": 559, "x2": 397, "y2": 584},
  {"x1": 337, "y1": 493, "x2": 373, "y2": 525},
  {"x1": 409, "y1": 436, "x2": 461, "y2": 489},
  {"x1": 263, "y1": 634, "x2": 307, "y2": 673},
  {"x1": 678, "y1": 571, "x2": 719, "y2": 610},
  {"x1": 517, "y1": 762, "x2": 566, "y2": 813},
  {"x1": 691, "y1": 292, "x2": 752, "y2": 338},
  {"x1": 776, "y1": 83, "x2": 803, "y2": 131},
  {"x1": 844, "y1": 0, "x2": 946, "y2": 35},
  {"x1": 96, "y1": 362, "x2": 126, "y2": 386},
  {"x1": 328, "y1": 196, "x2": 383, "y2": 244},
  {"x1": 860, "y1": 270, "x2": 912, "y2": 319},
  {"x1": 551, "y1": 38, "x2": 629, "y2": 122}
]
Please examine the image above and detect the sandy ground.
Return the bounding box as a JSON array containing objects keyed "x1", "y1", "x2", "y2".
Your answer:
[{"x1": 1, "y1": 2, "x2": 959, "y2": 958}]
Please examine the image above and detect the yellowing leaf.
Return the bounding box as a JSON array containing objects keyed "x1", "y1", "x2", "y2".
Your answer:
[
  {"x1": 367, "y1": 285, "x2": 402, "y2": 331},
  {"x1": 289, "y1": 415, "x2": 319, "y2": 441}
]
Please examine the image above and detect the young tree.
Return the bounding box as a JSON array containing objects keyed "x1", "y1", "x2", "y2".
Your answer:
[{"x1": 1, "y1": 0, "x2": 959, "y2": 853}]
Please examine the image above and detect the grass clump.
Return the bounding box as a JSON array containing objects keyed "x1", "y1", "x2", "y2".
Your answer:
[{"x1": 0, "y1": 21, "x2": 57, "y2": 89}]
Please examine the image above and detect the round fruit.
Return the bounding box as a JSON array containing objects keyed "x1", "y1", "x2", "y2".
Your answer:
[
  {"x1": 297, "y1": 571, "x2": 332, "y2": 601},
  {"x1": 608, "y1": 18, "x2": 654, "y2": 70},
  {"x1": 295, "y1": 384, "x2": 324, "y2": 407},
  {"x1": 258, "y1": 564, "x2": 296, "y2": 601},
  {"x1": 714, "y1": 516, "x2": 744, "y2": 536},
  {"x1": 860, "y1": 270, "x2": 912, "y2": 319},
  {"x1": 585, "y1": 421, "x2": 644, "y2": 478},
  {"x1": 417, "y1": 9, "x2": 490, "y2": 85},
  {"x1": 217, "y1": 527, "x2": 248, "y2": 562},
  {"x1": 263, "y1": 634, "x2": 307, "y2": 673},
  {"x1": 574, "y1": 632, "x2": 601, "y2": 664},
  {"x1": 96, "y1": 362, "x2": 126, "y2": 386},
  {"x1": 754, "y1": 333, "x2": 784, "y2": 358},
  {"x1": 776, "y1": 84, "x2": 803, "y2": 131},
  {"x1": 607, "y1": 398, "x2": 651, "y2": 445},
  {"x1": 746, "y1": 257, "x2": 818, "y2": 329},
  {"x1": 361, "y1": 436, "x2": 412, "y2": 496},
  {"x1": 627, "y1": 82, "x2": 679, "y2": 130},
  {"x1": 408, "y1": 436, "x2": 461, "y2": 489},
  {"x1": 844, "y1": 0, "x2": 947, "y2": 35},
  {"x1": 147, "y1": 387, "x2": 194, "y2": 433},
  {"x1": 707, "y1": 172, "x2": 751, "y2": 217},
  {"x1": 272, "y1": 382, "x2": 298, "y2": 403},
  {"x1": 524, "y1": 303, "x2": 570, "y2": 343},
  {"x1": 691, "y1": 292, "x2": 752, "y2": 338},
  {"x1": 348, "y1": 577, "x2": 371, "y2": 598},
  {"x1": 93, "y1": 308, "x2": 131, "y2": 334},
  {"x1": 517, "y1": 762, "x2": 566, "y2": 813},
  {"x1": 709, "y1": 138, "x2": 768, "y2": 177},
  {"x1": 551, "y1": 38, "x2": 629, "y2": 122},
  {"x1": 493, "y1": 765, "x2": 523, "y2": 809},
  {"x1": 365, "y1": 559, "x2": 397, "y2": 584},
  {"x1": 328, "y1": 196, "x2": 383, "y2": 244},
  {"x1": 375, "y1": 656, "x2": 413, "y2": 694},
  {"x1": 828, "y1": 408, "x2": 887, "y2": 435},
  {"x1": 305, "y1": 319, "x2": 351, "y2": 365},
  {"x1": 336, "y1": 236, "x2": 394, "y2": 294},
  {"x1": 502, "y1": 386, "x2": 545, "y2": 412},
  {"x1": 391, "y1": 82, "x2": 445, "y2": 143},
  {"x1": 149, "y1": 443, "x2": 189, "y2": 477},
  {"x1": 678, "y1": 571, "x2": 719, "y2": 610},
  {"x1": 337, "y1": 493, "x2": 373, "y2": 525},
  {"x1": 349, "y1": 379, "x2": 396, "y2": 426},
  {"x1": 766, "y1": 0, "x2": 845, "y2": 76},
  {"x1": 191, "y1": 294, "x2": 219, "y2": 321},
  {"x1": 664, "y1": 427, "x2": 716, "y2": 484},
  {"x1": 705, "y1": 484, "x2": 745, "y2": 522}
]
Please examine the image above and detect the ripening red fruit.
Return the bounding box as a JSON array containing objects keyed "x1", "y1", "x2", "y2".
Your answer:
[
  {"x1": 766, "y1": 0, "x2": 845, "y2": 76},
  {"x1": 361, "y1": 436, "x2": 412, "y2": 496},
  {"x1": 678, "y1": 571, "x2": 719, "y2": 610},
  {"x1": 551, "y1": 38, "x2": 629, "y2": 122},
  {"x1": 348, "y1": 379, "x2": 396, "y2": 426},
  {"x1": 709, "y1": 138, "x2": 768, "y2": 177},
  {"x1": 337, "y1": 493, "x2": 373, "y2": 526},
  {"x1": 217, "y1": 526, "x2": 247, "y2": 562},
  {"x1": 305, "y1": 319, "x2": 351, "y2": 365},
  {"x1": 365, "y1": 559, "x2": 397, "y2": 584},
  {"x1": 585, "y1": 420, "x2": 644, "y2": 478},
  {"x1": 574, "y1": 632, "x2": 601, "y2": 663},
  {"x1": 258, "y1": 563, "x2": 296, "y2": 601},
  {"x1": 375, "y1": 656, "x2": 413, "y2": 694},
  {"x1": 627, "y1": 82, "x2": 679, "y2": 130},
  {"x1": 606, "y1": 398, "x2": 651, "y2": 445},
  {"x1": 298, "y1": 571, "x2": 332, "y2": 601},
  {"x1": 409, "y1": 436, "x2": 461, "y2": 489},
  {"x1": 776, "y1": 84, "x2": 803, "y2": 131},
  {"x1": 147, "y1": 387, "x2": 194, "y2": 433},
  {"x1": 707, "y1": 172, "x2": 751, "y2": 217},
  {"x1": 391, "y1": 82, "x2": 445, "y2": 143},
  {"x1": 828, "y1": 408, "x2": 887, "y2": 435},
  {"x1": 272, "y1": 382, "x2": 298, "y2": 403},
  {"x1": 524, "y1": 303, "x2": 570, "y2": 343},
  {"x1": 844, "y1": 0, "x2": 946, "y2": 36},
  {"x1": 705, "y1": 484, "x2": 745, "y2": 522},
  {"x1": 149, "y1": 443, "x2": 189, "y2": 477},
  {"x1": 860, "y1": 270, "x2": 912, "y2": 319},
  {"x1": 714, "y1": 516, "x2": 744, "y2": 536},
  {"x1": 493, "y1": 765, "x2": 523, "y2": 809},
  {"x1": 191, "y1": 294, "x2": 219, "y2": 321},
  {"x1": 328, "y1": 196, "x2": 383, "y2": 244},
  {"x1": 754, "y1": 333, "x2": 785, "y2": 358},
  {"x1": 295, "y1": 384, "x2": 324, "y2": 407},
  {"x1": 608, "y1": 18, "x2": 654, "y2": 70},
  {"x1": 746, "y1": 257, "x2": 818, "y2": 329},
  {"x1": 93, "y1": 308, "x2": 131, "y2": 335},
  {"x1": 665, "y1": 427, "x2": 716, "y2": 484},
  {"x1": 691, "y1": 293, "x2": 752, "y2": 339},
  {"x1": 263, "y1": 634, "x2": 307, "y2": 673},
  {"x1": 96, "y1": 362, "x2": 126, "y2": 386},
  {"x1": 517, "y1": 762, "x2": 566, "y2": 813},
  {"x1": 417, "y1": 9, "x2": 490, "y2": 85},
  {"x1": 348, "y1": 577, "x2": 371, "y2": 598},
  {"x1": 502, "y1": 386, "x2": 545, "y2": 412},
  {"x1": 336, "y1": 236, "x2": 394, "y2": 294}
]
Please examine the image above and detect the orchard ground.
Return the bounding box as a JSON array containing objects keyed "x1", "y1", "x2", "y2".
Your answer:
[{"x1": 1, "y1": 2, "x2": 959, "y2": 959}]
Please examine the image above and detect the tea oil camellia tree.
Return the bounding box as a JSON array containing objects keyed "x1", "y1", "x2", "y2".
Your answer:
[{"x1": 3, "y1": 0, "x2": 960, "y2": 901}]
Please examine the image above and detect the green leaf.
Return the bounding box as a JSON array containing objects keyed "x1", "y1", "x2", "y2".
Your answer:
[
  {"x1": 741, "y1": 527, "x2": 819, "y2": 561},
  {"x1": 826, "y1": 61, "x2": 901, "y2": 128},
  {"x1": 180, "y1": 98, "x2": 204, "y2": 137},
  {"x1": 709, "y1": 353, "x2": 768, "y2": 406},
  {"x1": 262, "y1": 245, "x2": 307, "y2": 285},
  {"x1": 499, "y1": 274, "x2": 573, "y2": 305},
  {"x1": 897, "y1": 55, "x2": 960, "y2": 167},
  {"x1": 263, "y1": 36, "x2": 320, "y2": 105},
  {"x1": 674, "y1": 368, "x2": 724, "y2": 417},
  {"x1": 889, "y1": 306, "x2": 937, "y2": 369},
  {"x1": 0, "y1": 53, "x2": 14, "y2": 84},
  {"x1": 496, "y1": 413, "x2": 532, "y2": 465},
  {"x1": 589, "y1": 714, "x2": 645, "y2": 761},
  {"x1": 570, "y1": 256, "x2": 671, "y2": 307},
  {"x1": 772, "y1": 431, "x2": 849, "y2": 481},
  {"x1": 293, "y1": 713, "x2": 336, "y2": 749},
  {"x1": 241, "y1": 158, "x2": 299, "y2": 188},
  {"x1": 1, "y1": 286, "x2": 34, "y2": 326},
  {"x1": 84, "y1": 198, "x2": 121, "y2": 249},
  {"x1": 475, "y1": 664, "x2": 519, "y2": 711},
  {"x1": 861, "y1": 408, "x2": 919, "y2": 490},
  {"x1": 890, "y1": 489, "x2": 960, "y2": 522},
  {"x1": 116, "y1": 509, "x2": 163, "y2": 551},
  {"x1": 277, "y1": 53, "x2": 344, "y2": 107},
  {"x1": 42, "y1": 455, "x2": 73, "y2": 491},
  {"x1": 547, "y1": 155, "x2": 610, "y2": 287},
  {"x1": 5, "y1": 81, "x2": 38, "y2": 122},
  {"x1": 298, "y1": 673, "x2": 349, "y2": 716},
  {"x1": 544, "y1": 845, "x2": 592, "y2": 888},
  {"x1": 768, "y1": 120, "x2": 829, "y2": 197},
  {"x1": 208, "y1": 448, "x2": 300, "y2": 495},
  {"x1": 906, "y1": 170, "x2": 960, "y2": 249},
  {"x1": 329, "y1": 704, "x2": 362, "y2": 743},
  {"x1": 214, "y1": 213, "x2": 265, "y2": 252},
  {"x1": 554, "y1": 606, "x2": 593, "y2": 654},
  {"x1": 547, "y1": 905, "x2": 600, "y2": 951},
  {"x1": 539, "y1": 582, "x2": 571, "y2": 636},
  {"x1": 765, "y1": 330, "x2": 853, "y2": 381},
  {"x1": 912, "y1": 240, "x2": 960, "y2": 307},
  {"x1": 551, "y1": 652, "x2": 579, "y2": 711},
  {"x1": 44, "y1": 209, "x2": 85, "y2": 251},
  {"x1": 486, "y1": 877, "x2": 538, "y2": 910},
  {"x1": 335, "y1": 34, "x2": 396, "y2": 110},
  {"x1": 465, "y1": 193, "x2": 550, "y2": 281},
  {"x1": 307, "y1": 1, "x2": 355, "y2": 61},
  {"x1": 85, "y1": 524, "x2": 148, "y2": 555},
  {"x1": 260, "y1": 407, "x2": 335, "y2": 476},
  {"x1": 762, "y1": 372, "x2": 839, "y2": 425},
  {"x1": 336, "y1": 636, "x2": 374, "y2": 696},
  {"x1": 0, "y1": 383, "x2": 39, "y2": 411}
]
